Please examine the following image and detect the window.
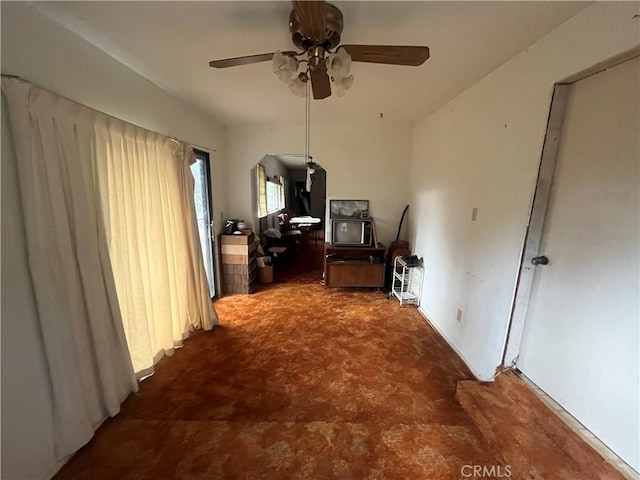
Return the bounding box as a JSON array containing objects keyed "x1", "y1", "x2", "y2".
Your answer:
[
  {"x1": 266, "y1": 180, "x2": 283, "y2": 214},
  {"x1": 257, "y1": 165, "x2": 285, "y2": 217}
]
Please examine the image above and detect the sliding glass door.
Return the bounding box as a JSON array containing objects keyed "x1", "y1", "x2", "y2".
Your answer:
[{"x1": 190, "y1": 149, "x2": 216, "y2": 298}]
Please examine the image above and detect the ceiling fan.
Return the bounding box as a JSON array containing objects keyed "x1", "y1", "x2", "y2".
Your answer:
[{"x1": 209, "y1": 1, "x2": 430, "y2": 100}]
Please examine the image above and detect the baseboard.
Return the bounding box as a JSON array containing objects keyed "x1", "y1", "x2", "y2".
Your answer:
[{"x1": 417, "y1": 306, "x2": 489, "y2": 381}]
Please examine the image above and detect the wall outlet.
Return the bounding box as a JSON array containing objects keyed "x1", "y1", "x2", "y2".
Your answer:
[
  {"x1": 456, "y1": 308, "x2": 463, "y2": 322},
  {"x1": 471, "y1": 208, "x2": 478, "y2": 221}
]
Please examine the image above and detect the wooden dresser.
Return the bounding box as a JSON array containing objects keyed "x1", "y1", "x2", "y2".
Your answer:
[{"x1": 220, "y1": 234, "x2": 257, "y2": 294}]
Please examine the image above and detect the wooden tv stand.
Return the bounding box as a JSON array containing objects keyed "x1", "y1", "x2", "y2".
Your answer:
[{"x1": 324, "y1": 243, "x2": 386, "y2": 288}]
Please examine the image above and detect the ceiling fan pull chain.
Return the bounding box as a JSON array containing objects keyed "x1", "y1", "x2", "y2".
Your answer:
[
  {"x1": 305, "y1": 75, "x2": 314, "y2": 193},
  {"x1": 308, "y1": 80, "x2": 310, "y2": 158}
]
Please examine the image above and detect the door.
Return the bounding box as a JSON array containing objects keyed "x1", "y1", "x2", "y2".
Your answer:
[
  {"x1": 518, "y1": 58, "x2": 639, "y2": 471},
  {"x1": 190, "y1": 149, "x2": 216, "y2": 298}
]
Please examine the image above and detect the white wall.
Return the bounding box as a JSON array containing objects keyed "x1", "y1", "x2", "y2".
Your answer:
[
  {"x1": 1, "y1": 2, "x2": 228, "y2": 229},
  {"x1": 408, "y1": 1, "x2": 640, "y2": 381},
  {"x1": 226, "y1": 122, "x2": 413, "y2": 246},
  {"x1": 261, "y1": 155, "x2": 288, "y2": 179},
  {"x1": 1, "y1": 3, "x2": 228, "y2": 479}
]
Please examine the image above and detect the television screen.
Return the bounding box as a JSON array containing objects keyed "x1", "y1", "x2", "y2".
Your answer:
[
  {"x1": 334, "y1": 221, "x2": 362, "y2": 244},
  {"x1": 331, "y1": 219, "x2": 372, "y2": 246}
]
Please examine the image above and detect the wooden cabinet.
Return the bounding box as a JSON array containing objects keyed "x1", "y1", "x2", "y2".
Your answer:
[
  {"x1": 220, "y1": 234, "x2": 257, "y2": 294},
  {"x1": 324, "y1": 243, "x2": 386, "y2": 288}
]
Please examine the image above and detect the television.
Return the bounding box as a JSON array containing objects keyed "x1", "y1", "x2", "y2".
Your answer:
[{"x1": 331, "y1": 219, "x2": 373, "y2": 246}]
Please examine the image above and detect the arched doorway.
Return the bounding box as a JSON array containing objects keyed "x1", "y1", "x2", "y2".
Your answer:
[{"x1": 252, "y1": 154, "x2": 327, "y2": 284}]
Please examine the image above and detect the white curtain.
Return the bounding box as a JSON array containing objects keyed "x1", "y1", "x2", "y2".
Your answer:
[
  {"x1": 257, "y1": 163, "x2": 267, "y2": 218},
  {"x1": 95, "y1": 120, "x2": 218, "y2": 377},
  {"x1": 279, "y1": 175, "x2": 286, "y2": 209},
  {"x1": 2, "y1": 77, "x2": 218, "y2": 457},
  {"x1": 2, "y1": 78, "x2": 138, "y2": 459}
]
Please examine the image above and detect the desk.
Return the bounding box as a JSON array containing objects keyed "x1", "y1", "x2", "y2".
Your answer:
[
  {"x1": 289, "y1": 217, "x2": 322, "y2": 246},
  {"x1": 289, "y1": 216, "x2": 321, "y2": 226}
]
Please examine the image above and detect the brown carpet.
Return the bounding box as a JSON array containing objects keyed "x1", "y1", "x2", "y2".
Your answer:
[
  {"x1": 55, "y1": 284, "x2": 501, "y2": 479},
  {"x1": 53, "y1": 283, "x2": 622, "y2": 479},
  {"x1": 456, "y1": 371, "x2": 627, "y2": 479},
  {"x1": 273, "y1": 230, "x2": 325, "y2": 284}
]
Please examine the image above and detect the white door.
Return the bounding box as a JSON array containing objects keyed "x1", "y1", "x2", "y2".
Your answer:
[{"x1": 518, "y1": 57, "x2": 639, "y2": 471}]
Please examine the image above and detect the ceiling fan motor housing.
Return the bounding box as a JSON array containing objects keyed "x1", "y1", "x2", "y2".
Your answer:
[{"x1": 289, "y1": 3, "x2": 343, "y2": 51}]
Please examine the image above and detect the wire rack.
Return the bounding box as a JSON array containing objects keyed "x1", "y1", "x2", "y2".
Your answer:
[{"x1": 391, "y1": 256, "x2": 423, "y2": 307}]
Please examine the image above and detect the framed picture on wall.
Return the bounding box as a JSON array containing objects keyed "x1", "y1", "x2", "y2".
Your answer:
[{"x1": 329, "y1": 200, "x2": 369, "y2": 219}]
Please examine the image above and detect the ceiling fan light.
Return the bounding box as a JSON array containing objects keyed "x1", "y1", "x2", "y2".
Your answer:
[
  {"x1": 272, "y1": 51, "x2": 298, "y2": 84},
  {"x1": 326, "y1": 48, "x2": 352, "y2": 82},
  {"x1": 288, "y1": 76, "x2": 307, "y2": 97},
  {"x1": 334, "y1": 74, "x2": 354, "y2": 97}
]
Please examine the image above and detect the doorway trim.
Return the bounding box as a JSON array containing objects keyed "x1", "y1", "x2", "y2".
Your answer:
[
  {"x1": 501, "y1": 45, "x2": 640, "y2": 368},
  {"x1": 501, "y1": 84, "x2": 569, "y2": 367},
  {"x1": 193, "y1": 148, "x2": 218, "y2": 299}
]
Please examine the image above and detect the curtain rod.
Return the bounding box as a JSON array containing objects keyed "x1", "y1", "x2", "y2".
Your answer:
[{"x1": 1, "y1": 73, "x2": 217, "y2": 153}]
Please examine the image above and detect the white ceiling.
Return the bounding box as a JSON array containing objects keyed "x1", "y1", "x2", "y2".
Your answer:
[
  {"x1": 273, "y1": 154, "x2": 310, "y2": 169},
  {"x1": 33, "y1": 1, "x2": 588, "y2": 126}
]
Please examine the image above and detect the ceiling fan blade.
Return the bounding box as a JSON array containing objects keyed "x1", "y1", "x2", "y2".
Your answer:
[
  {"x1": 310, "y1": 64, "x2": 331, "y2": 100},
  {"x1": 339, "y1": 45, "x2": 430, "y2": 66},
  {"x1": 292, "y1": 1, "x2": 326, "y2": 43},
  {"x1": 209, "y1": 51, "x2": 297, "y2": 68}
]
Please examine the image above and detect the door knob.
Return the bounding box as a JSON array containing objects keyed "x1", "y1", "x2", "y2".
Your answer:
[{"x1": 531, "y1": 255, "x2": 549, "y2": 266}]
